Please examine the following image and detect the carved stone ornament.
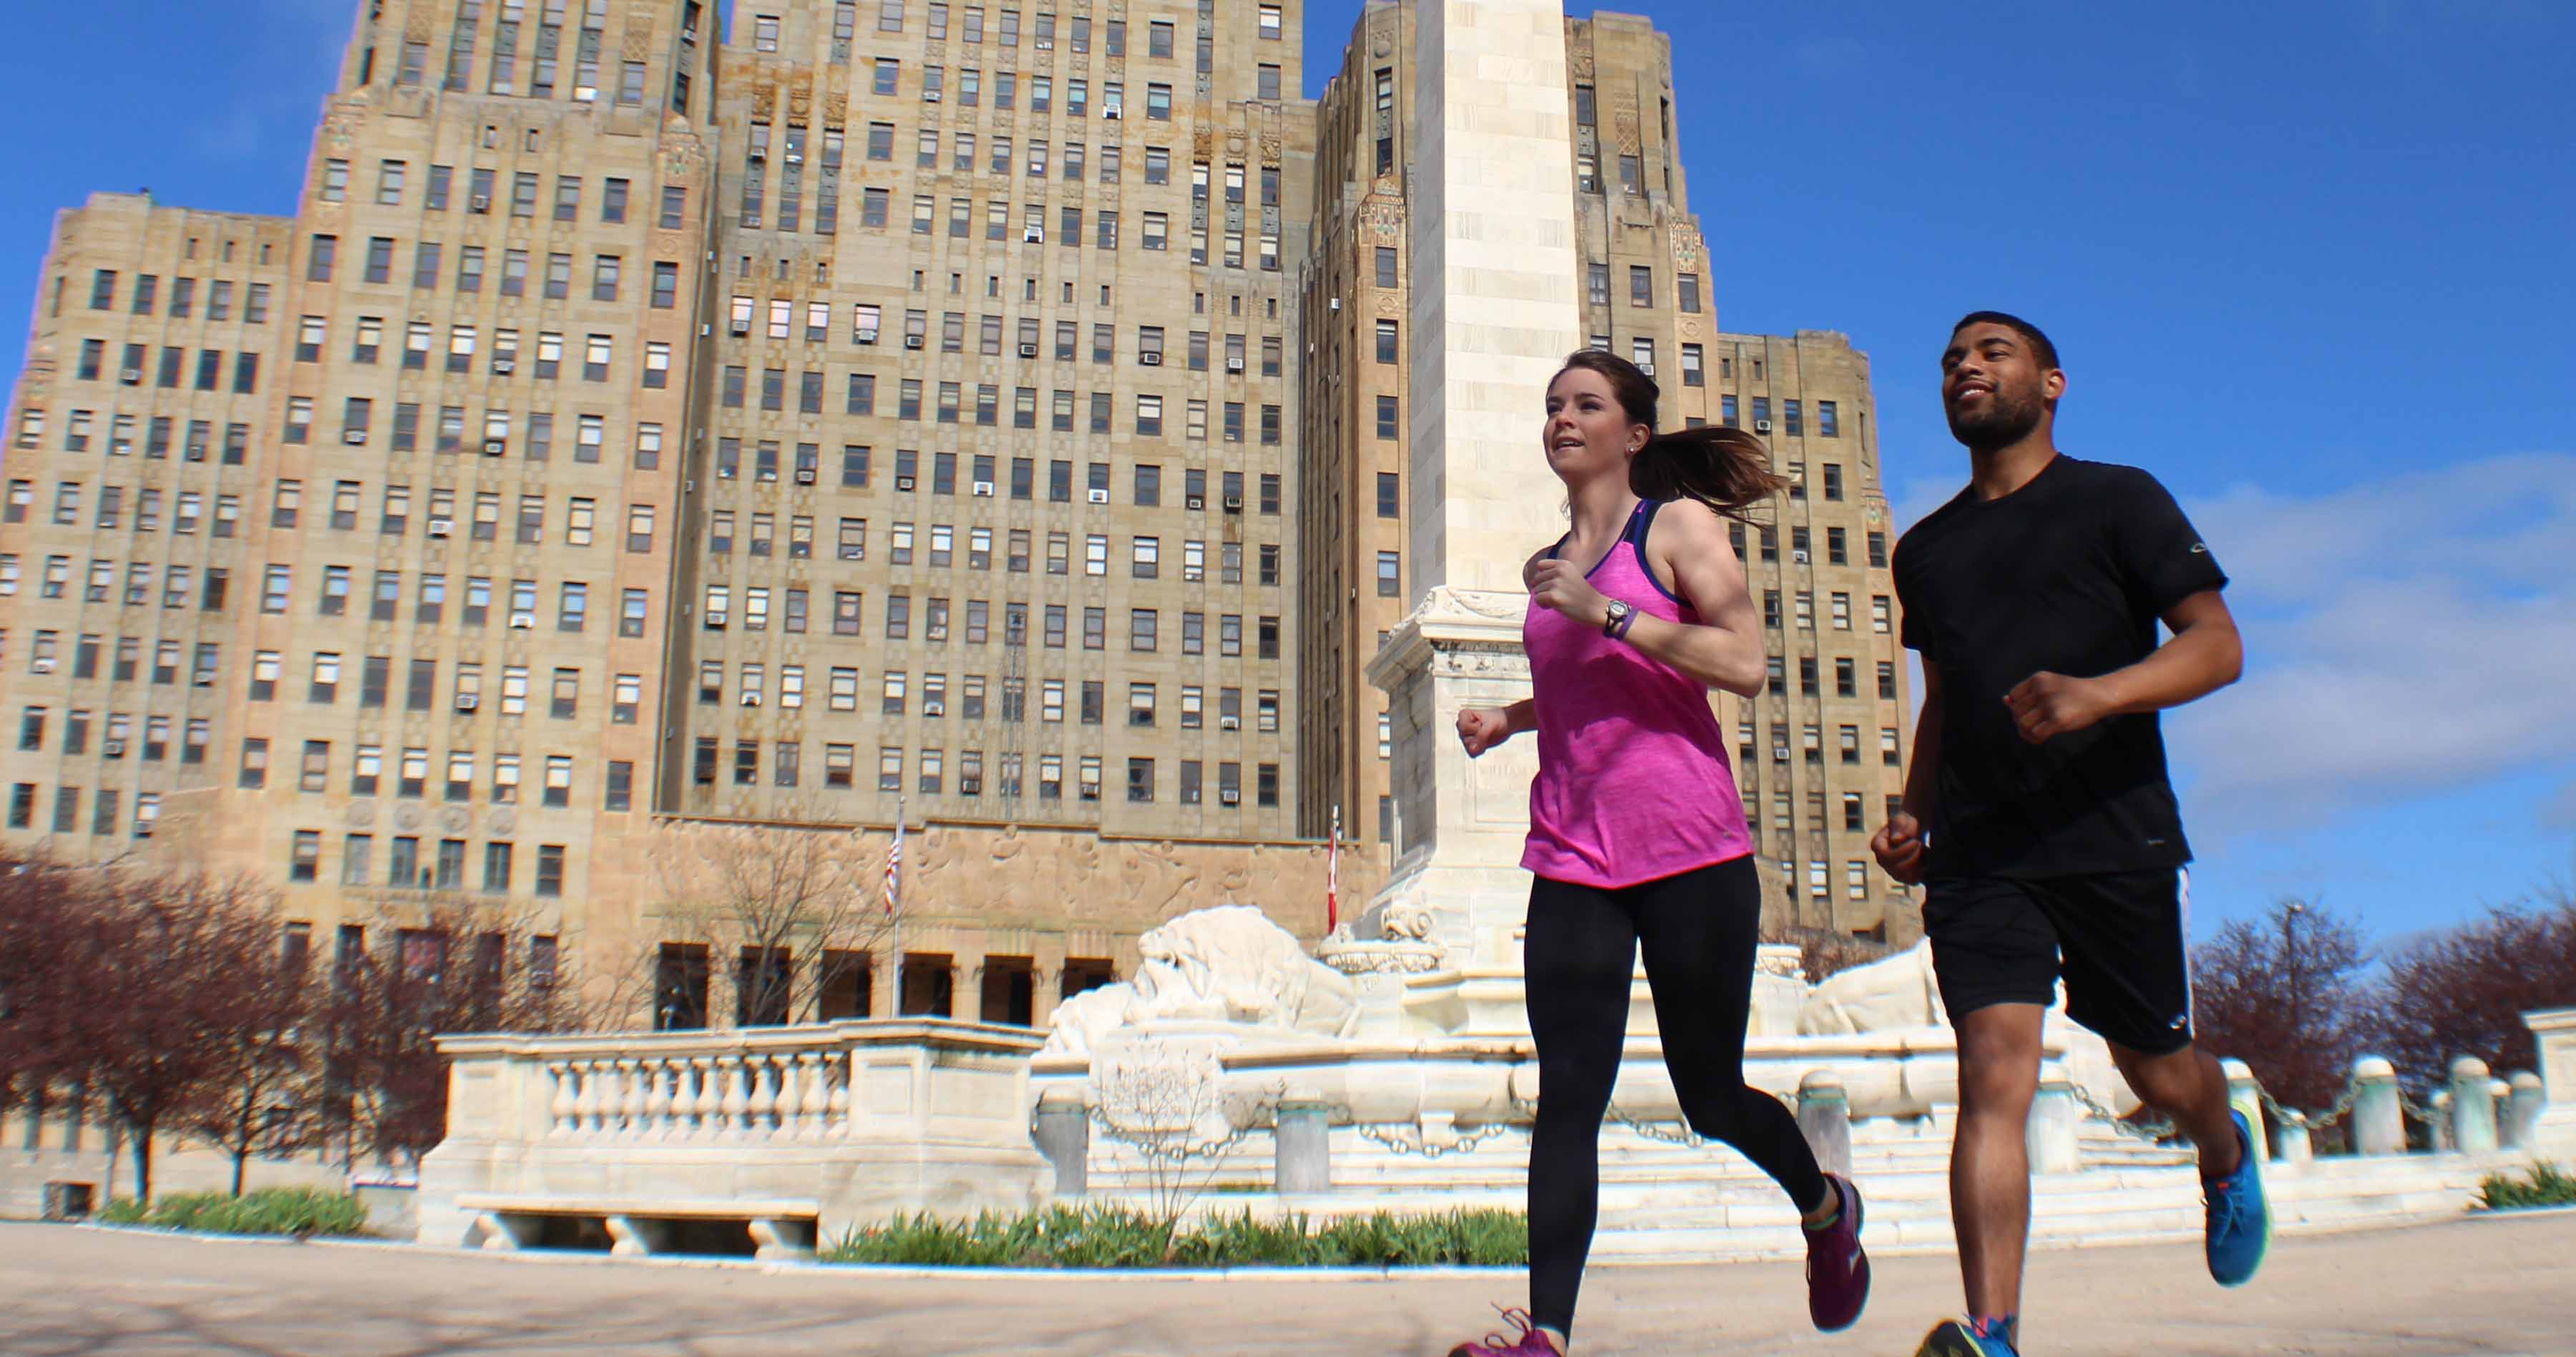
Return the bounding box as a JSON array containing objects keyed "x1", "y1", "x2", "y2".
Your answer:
[
  {"x1": 621, "y1": 25, "x2": 653, "y2": 61},
  {"x1": 441, "y1": 807, "x2": 472, "y2": 835},
  {"x1": 346, "y1": 799, "x2": 379, "y2": 828},
  {"x1": 487, "y1": 809, "x2": 518, "y2": 837},
  {"x1": 392, "y1": 804, "x2": 424, "y2": 832}
]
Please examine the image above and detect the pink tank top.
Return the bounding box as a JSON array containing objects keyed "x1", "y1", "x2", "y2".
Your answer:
[{"x1": 1522, "y1": 499, "x2": 1755, "y2": 888}]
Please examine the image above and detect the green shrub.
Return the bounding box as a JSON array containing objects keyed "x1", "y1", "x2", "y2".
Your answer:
[
  {"x1": 821, "y1": 1204, "x2": 1525, "y2": 1269},
  {"x1": 96, "y1": 1188, "x2": 370, "y2": 1237},
  {"x1": 2480, "y1": 1161, "x2": 2576, "y2": 1210}
]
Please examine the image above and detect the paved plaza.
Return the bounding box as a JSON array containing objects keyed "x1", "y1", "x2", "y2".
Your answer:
[{"x1": 3, "y1": 1212, "x2": 2572, "y2": 1355}]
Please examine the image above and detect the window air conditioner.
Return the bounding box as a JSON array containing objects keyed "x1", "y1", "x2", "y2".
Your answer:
[
  {"x1": 1219, "y1": 789, "x2": 1241, "y2": 804},
  {"x1": 1328, "y1": 297, "x2": 1341, "y2": 311},
  {"x1": 428, "y1": 518, "x2": 454, "y2": 536},
  {"x1": 1219, "y1": 714, "x2": 1239, "y2": 731},
  {"x1": 795, "y1": 468, "x2": 816, "y2": 485},
  {"x1": 492, "y1": 358, "x2": 515, "y2": 374},
  {"x1": 343, "y1": 430, "x2": 368, "y2": 445},
  {"x1": 784, "y1": 151, "x2": 803, "y2": 165},
  {"x1": 509, "y1": 613, "x2": 535, "y2": 628},
  {"x1": 1104, "y1": 107, "x2": 1122, "y2": 120},
  {"x1": 903, "y1": 334, "x2": 924, "y2": 349},
  {"x1": 1755, "y1": 419, "x2": 1773, "y2": 434},
  {"x1": 1226, "y1": 357, "x2": 1244, "y2": 372},
  {"x1": 896, "y1": 475, "x2": 917, "y2": 491},
  {"x1": 972, "y1": 480, "x2": 995, "y2": 497},
  {"x1": 1637, "y1": 362, "x2": 1654, "y2": 376},
  {"x1": 1792, "y1": 549, "x2": 1810, "y2": 565},
  {"x1": 1018, "y1": 343, "x2": 1039, "y2": 358},
  {"x1": 1036, "y1": 37, "x2": 1053, "y2": 49},
  {"x1": 747, "y1": 148, "x2": 766, "y2": 162},
  {"x1": 856, "y1": 329, "x2": 879, "y2": 344},
  {"x1": 1140, "y1": 351, "x2": 1163, "y2": 366},
  {"x1": 1087, "y1": 487, "x2": 1110, "y2": 504},
  {"x1": 730, "y1": 319, "x2": 751, "y2": 336},
  {"x1": 924, "y1": 699, "x2": 946, "y2": 716},
  {"x1": 469, "y1": 195, "x2": 491, "y2": 213},
  {"x1": 1186, "y1": 495, "x2": 1205, "y2": 510},
  {"x1": 1222, "y1": 494, "x2": 1243, "y2": 512},
  {"x1": 741, "y1": 693, "x2": 761, "y2": 706},
  {"x1": 119, "y1": 369, "x2": 142, "y2": 384},
  {"x1": 102, "y1": 739, "x2": 127, "y2": 757},
  {"x1": 31, "y1": 658, "x2": 54, "y2": 674},
  {"x1": 1025, "y1": 228, "x2": 1046, "y2": 244},
  {"x1": 483, "y1": 439, "x2": 507, "y2": 456},
  {"x1": 457, "y1": 694, "x2": 480, "y2": 711}
]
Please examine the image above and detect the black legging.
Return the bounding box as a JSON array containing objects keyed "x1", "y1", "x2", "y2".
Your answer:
[{"x1": 1524, "y1": 854, "x2": 1828, "y2": 1337}]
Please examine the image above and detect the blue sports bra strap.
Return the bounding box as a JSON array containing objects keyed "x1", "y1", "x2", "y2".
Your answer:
[{"x1": 1627, "y1": 497, "x2": 1662, "y2": 545}]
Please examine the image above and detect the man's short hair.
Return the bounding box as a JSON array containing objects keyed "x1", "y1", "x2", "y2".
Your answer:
[{"x1": 1952, "y1": 311, "x2": 2059, "y2": 371}]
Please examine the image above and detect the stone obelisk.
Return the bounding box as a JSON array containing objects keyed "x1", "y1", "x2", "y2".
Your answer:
[{"x1": 1357, "y1": 0, "x2": 1584, "y2": 1031}]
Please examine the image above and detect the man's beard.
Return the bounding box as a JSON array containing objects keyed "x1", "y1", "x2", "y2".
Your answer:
[{"x1": 1946, "y1": 389, "x2": 2045, "y2": 452}]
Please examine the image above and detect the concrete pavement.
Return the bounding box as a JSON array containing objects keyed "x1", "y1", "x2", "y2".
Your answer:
[{"x1": 1, "y1": 1212, "x2": 2570, "y2": 1354}]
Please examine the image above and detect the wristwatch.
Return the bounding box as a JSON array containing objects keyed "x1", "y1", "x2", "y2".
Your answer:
[{"x1": 1601, "y1": 598, "x2": 1634, "y2": 638}]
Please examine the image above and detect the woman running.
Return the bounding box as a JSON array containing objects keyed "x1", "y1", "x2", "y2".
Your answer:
[{"x1": 1444, "y1": 350, "x2": 1870, "y2": 1356}]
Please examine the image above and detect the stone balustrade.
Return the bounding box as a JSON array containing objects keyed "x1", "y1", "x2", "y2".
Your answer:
[{"x1": 417, "y1": 1020, "x2": 1048, "y2": 1256}]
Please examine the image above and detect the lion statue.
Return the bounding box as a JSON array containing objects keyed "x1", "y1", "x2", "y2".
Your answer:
[{"x1": 1040, "y1": 905, "x2": 1360, "y2": 1056}]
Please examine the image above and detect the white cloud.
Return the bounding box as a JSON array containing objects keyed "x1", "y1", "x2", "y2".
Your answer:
[{"x1": 2168, "y1": 452, "x2": 2576, "y2": 831}]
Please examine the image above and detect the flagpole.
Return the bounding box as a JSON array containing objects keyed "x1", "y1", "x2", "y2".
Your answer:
[{"x1": 889, "y1": 795, "x2": 905, "y2": 1016}]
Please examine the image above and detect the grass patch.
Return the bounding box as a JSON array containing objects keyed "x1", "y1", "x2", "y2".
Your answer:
[
  {"x1": 2480, "y1": 1161, "x2": 2576, "y2": 1210},
  {"x1": 93, "y1": 1187, "x2": 370, "y2": 1237},
  {"x1": 821, "y1": 1203, "x2": 1527, "y2": 1269}
]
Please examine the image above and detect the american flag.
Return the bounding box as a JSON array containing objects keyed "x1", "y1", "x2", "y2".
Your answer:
[
  {"x1": 884, "y1": 814, "x2": 904, "y2": 917},
  {"x1": 1327, "y1": 804, "x2": 1341, "y2": 933}
]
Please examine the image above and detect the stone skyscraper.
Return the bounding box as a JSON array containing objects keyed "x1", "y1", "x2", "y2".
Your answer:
[{"x1": 0, "y1": 0, "x2": 1913, "y2": 1040}]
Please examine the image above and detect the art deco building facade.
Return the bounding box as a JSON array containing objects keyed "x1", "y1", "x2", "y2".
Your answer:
[
  {"x1": 0, "y1": 0, "x2": 1909, "y2": 1036},
  {"x1": 1297, "y1": 4, "x2": 1917, "y2": 941}
]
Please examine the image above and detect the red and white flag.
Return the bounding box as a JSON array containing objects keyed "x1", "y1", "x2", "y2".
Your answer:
[
  {"x1": 884, "y1": 814, "x2": 904, "y2": 918},
  {"x1": 1327, "y1": 804, "x2": 1341, "y2": 933}
]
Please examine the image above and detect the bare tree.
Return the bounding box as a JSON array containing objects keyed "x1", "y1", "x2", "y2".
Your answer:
[
  {"x1": 2192, "y1": 896, "x2": 2373, "y2": 1130},
  {"x1": 182, "y1": 935, "x2": 326, "y2": 1197},
  {"x1": 644, "y1": 814, "x2": 892, "y2": 1028},
  {"x1": 6, "y1": 863, "x2": 297, "y2": 1201},
  {"x1": 2370, "y1": 882, "x2": 2576, "y2": 1095},
  {"x1": 319, "y1": 896, "x2": 602, "y2": 1171},
  {"x1": 1088, "y1": 1039, "x2": 1266, "y2": 1250}
]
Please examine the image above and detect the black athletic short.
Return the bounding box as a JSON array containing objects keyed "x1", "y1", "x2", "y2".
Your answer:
[{"x1": 1923, "y1": 869, "x2": 2195, "y2": 1056}]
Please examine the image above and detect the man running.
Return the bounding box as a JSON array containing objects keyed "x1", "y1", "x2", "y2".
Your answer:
[{"x1": 1876, "y1": 312, "x2": 2268, "y2": 1356}]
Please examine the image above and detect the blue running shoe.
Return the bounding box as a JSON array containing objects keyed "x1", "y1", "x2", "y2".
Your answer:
[
  {"x1": 1916, "y1": 1318, "x2": 2019, "y2": 1356},
  {"x1": 2204, "y1": 1108, "x2": 2272, "y2": 1287}
]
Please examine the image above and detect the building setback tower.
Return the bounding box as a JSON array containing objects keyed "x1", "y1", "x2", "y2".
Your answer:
[{"x1": 1299, "y1": 4, "x2": 1917, "y2": 942}]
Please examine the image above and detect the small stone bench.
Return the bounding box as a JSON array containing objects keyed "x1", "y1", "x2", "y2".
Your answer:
[{"x1": 454, "y1": 1193, "x2": 820, "y2": 1260}]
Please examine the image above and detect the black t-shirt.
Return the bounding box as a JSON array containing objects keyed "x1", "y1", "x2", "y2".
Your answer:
[{"x1": 1894, "y1": 455, "x2": 2227, "y2": 880}]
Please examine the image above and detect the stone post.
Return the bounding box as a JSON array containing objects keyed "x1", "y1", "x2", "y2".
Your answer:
[
  {"x1": 2449, "y1": 1057, "x2": 2497, "y2": 1153},
  {"x1": 2222, "y1": 1059, "x2": 2266, "y2": 1161},
  {"x1": 2274, "y1": 1111, "x2": 2313, "y2": 1164},
  {"x1": 2505, "y1": 1071, "x2": 2545, "y2": 1149},
  {"x1": 1031, "y1": 1086, "x2": 1089, "y2": 1197},
  {"x1": 1275, "y1": 1087, "x2": 1332, "y2": 1196},
  {"x1": 1796, "y1": 1071, "x2": 1851, "y2": 1180},
  {"x1": 2351, "y1": 1056, "x2": 2405, "y2": 1156},
  {"x1": 2027, "y1": 1073, "x2": 2082, "y2": 1176},
  {"x1": 2429, "y1": 1091, "x2": 2454, "y2": 1150}
]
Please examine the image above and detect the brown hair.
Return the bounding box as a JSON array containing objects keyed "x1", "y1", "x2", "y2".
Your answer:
[{"x1": 1555, "y1": 349, "x2": 1790, "y2": 521}]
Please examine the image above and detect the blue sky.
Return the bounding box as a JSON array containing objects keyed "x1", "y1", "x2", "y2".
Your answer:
[{"x1": 5, "y1": 2, "x2": 2572, "y2": 945}]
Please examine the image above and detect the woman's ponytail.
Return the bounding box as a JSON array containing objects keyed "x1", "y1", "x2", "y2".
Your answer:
[{"x1": 1629, "y1": 426, "x2": 1792, "y2": 522}]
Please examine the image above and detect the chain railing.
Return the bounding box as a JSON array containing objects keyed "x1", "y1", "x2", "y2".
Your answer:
[{"x1": 2064, "y1": 1079, "x2": 2178, "y2": 1143}]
